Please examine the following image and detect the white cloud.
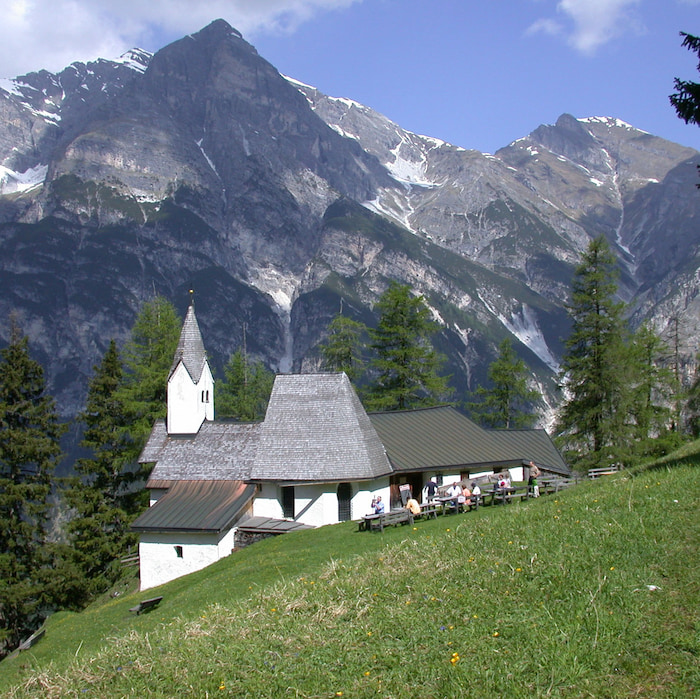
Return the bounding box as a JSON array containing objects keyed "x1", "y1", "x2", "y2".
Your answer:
[
  {"x1": 528, "y1": 0, "x2": 643, "y2": 55},
  {"x1": 0, "y1": 0, "x2": 361, "y2": 78}
]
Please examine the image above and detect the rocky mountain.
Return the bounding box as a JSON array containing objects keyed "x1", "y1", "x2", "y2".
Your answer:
[{"x1": 1, "y1": 19, "x2": 699, "y2": 432}]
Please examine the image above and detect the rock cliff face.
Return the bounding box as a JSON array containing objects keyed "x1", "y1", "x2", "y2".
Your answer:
[{"x1": 1, "y1": 19, "x2": 699, "y2": 427}]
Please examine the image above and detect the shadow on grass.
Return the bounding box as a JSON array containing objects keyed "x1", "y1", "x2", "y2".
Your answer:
[{"x1": 631, "y1": 438, "x2": 700, "y2": 475}]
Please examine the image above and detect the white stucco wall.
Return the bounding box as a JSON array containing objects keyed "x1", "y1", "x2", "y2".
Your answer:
[
  {"x1": 166, "y1": 362, "x2": 214, "y2": 434},
  {"x1": 253, "y1": 479, "x2": 391, "y2": 527},
  {"x1": 138, "y1": 528, "x2": 235, "y2": 591}
]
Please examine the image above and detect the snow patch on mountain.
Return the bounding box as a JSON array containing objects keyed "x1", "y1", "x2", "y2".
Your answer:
[
  {"x1": 0, "y1": 164, "x2": 47, "y2": 194},
  {"x1": 363, "y1": 189, "x2": 417, "y2": 233},
  {"x1": 196, "y1": 139, "x2": 220, "y2": 179},
  {"x1": 501, "y1": 305, "x2": 559, "y2": 372},
  {"x1": 113, "y1": 49, "x2": 152, "y2": 72},
  {"x1": 0, "y1": 78, "x2": 24, "y2": 97},
  {"x1": 579, "y1": 116, "x2": 647, "y2": 134},
  {"x1": 476, "y1": 292, "x2": 559, "y2": 372},
  {"x1": 387, "y1": 141, "x2": 434, "y2": 186}
]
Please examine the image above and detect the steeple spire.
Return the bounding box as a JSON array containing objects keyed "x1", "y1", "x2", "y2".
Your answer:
[{"x1": 166, "y1": 293, "x2": 214, "y2": 434}]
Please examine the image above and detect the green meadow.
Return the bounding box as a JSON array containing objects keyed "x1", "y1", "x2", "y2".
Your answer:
[{"x1": 2, "y1": 448, "x2": 698, "y2": 698}]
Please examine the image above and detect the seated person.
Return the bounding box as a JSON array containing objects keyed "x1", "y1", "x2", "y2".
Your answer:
[
  {"x1": 405, "y1": 497, "x2": 421, "y2": 516},
  {"x1": 446, "y1": 481, "x2": 462, "y2": 510},
  {"x1": 373, "y1": 495, "x2": 385, "y2": 514},
  {"x1": 471, "y1": 481, "x2": 481, "y2": 499},
  {"x1": 461, "y1": 484, "x2": 472, "y2": 506}
]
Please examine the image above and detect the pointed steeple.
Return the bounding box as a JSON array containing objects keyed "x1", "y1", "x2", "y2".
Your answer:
[
  {"x1": 170, "y1": 297, "x2": 207, "y2": 383},
  {"x1": 167, "y1": 292, "x2": 214, "y2": 434}
]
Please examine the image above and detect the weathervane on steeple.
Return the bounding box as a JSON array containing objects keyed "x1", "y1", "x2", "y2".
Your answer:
[{"x1": 189, "y1": 289, "x2": 194, "y2": 306}]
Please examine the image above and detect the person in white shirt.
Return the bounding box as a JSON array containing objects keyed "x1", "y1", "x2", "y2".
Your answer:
[
  {"x1": 471, "y1": 481, "x2": 481, "y2": 507},
  {"x1": 446, "y1": 482, "x2": 462, "y2": 511}
]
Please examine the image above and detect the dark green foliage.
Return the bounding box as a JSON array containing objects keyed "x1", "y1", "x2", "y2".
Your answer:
[
  {"x1": 555, "y1": 237, "x2": 632, "y2": 468},
  {"x1": 670, "y1": 32, "x2": 700, "y2": 126},
  {"x1": 467, "y1": 338, "x2": 541, "y2": 428},
  {"x1": 0, "y1": 319, "x2": 65, "y2": 656},
  {"x1": 628, "y1": 324, "x2": 680, "y2": 457},
  {"x1": 364, "y1": 282, "x2": 451, "y2": 411},
  {"x1": 63, "y1": 340, "x2": 137, "y2": 599},
  {"x1": 216, "y1": 350, "x2": 274, "y2": 421},
  {"x1": 118, "y1": 296, "x2": 181, "y2": 462},
  {"x1": 319, "y1": 314, "x2": 368, "y2": 384},
  {"x1": 670, "y1": 32, "x2": 700, "y2": 186},
  {"x1": 684, "y1": 352, "x2": 700, "y2": 437}
]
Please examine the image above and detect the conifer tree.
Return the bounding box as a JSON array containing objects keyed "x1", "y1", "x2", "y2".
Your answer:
[
  {"x1": 671, "y1": 32, "x2": 700, "y2": 186},
  {"x1": 365, "y1": 282, "x2": 451, "y2": 411},
  {"x1": 468, "y1": 337, "x2": 541, "y2": 428},
  {"x1": 0, "y1": 318, "x2": 65, "y2": 655},
  {"x1": 319, "y1": 313, "x2": 367, "y2": 384},
  {"x1": 683, "y1": 352, "x2": 700, "y2": 436},
  {"x1": 118, "y1": 296, "x2": 181, "y2": 464},
  {"x1": 670, "y1": 32, "x2": 700, "y2": 127},
  {"x1": 555, "y1": 236, "x2": 633, "y2": 469},
  {"x1": 63, "y1": 340, "x2": 135, "y2": 597},
  {"x1": 628, "y1": 323, "x2": 680, "y2": 456},
  {"x1": 216, "y1": 349, "x2": 274, "y2": 421}
]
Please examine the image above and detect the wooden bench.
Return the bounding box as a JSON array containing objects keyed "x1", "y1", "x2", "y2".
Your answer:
[
  {"x1": 417, "y1": 503, "x2": 438, "y2": 519},
  {"x1": 466, "y1": 493, "x2": 484, "y2": 510},
  {"x1": 490, "y1": 487, "x2": 529, "y2": 505},
  {"x1": 129, "y1": 596, "x2": 163, "y2": 615},
  {"x1": 369, "y1": 510, "x2": 414, "y2": 532},
  {"x1": 588, "y1": 466, "x2": 620, "y2": 479},
  {"x1": 19, "y1": 627, "x2": 45, "y2": 651}
]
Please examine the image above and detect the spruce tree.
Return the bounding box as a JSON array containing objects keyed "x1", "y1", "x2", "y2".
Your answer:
[
  {"x1": 670, "y1": 32, "x2": 700, "y2": 185},
  {"x1": 118, "y1": 296, "x2": 181, "y2": 464},
  {"x1": 63, "y1": 340, "x2": 135, "y2": 597},
  {"x1": 468, "y1": 337, "x2": 541, "y2": 428},
  {"x1": 0, "y1": 318, "x2": 65, "y2": 655},
  {"x1": 319, "y1": 314, "x2": 367, "y2": 384},
  {"x1": 216, "y1": 350, "x2": 274, "y2": 421},
  {"x1": 670, "y1": 32, "x2": 700, "y2": 127},
  {"x1": 365, "y1": 282, "x2": 451, "y2": 411},
  {"x1": 556, "y1": 236, "x2": 632, "y2": 469}
]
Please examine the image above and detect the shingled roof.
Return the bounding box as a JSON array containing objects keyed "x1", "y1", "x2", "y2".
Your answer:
[
  {"x1": 369, "y1": 405, "x2": 569, "y2": 475},
  {"x1": 139, "y1": 375, "x2": 568, "y2": 490},
  {"x1": 170, "y1": 303, "x2": 208, "y2": 382},
  {"x1": 250, "y1": 373, "x2": 392, "y2": 482},
  {"x1": 143, "y1": 420, "x2": 260, "y2": 484}
]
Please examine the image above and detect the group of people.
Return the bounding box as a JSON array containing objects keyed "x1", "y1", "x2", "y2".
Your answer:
[
  {"x1": 370, "y1": 463, "x2": 540, "y2": 516},
  {"x1": 425, "y1": 477, "x2": 482, "y2": 512},
  {"x1": 444, "y1": 480, "x2": 481, "y2": 511}
]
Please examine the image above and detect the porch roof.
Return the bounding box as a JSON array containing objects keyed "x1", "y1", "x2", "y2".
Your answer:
[{"x1": 131, "y1": 480, "x2": 256, "y2": 534}]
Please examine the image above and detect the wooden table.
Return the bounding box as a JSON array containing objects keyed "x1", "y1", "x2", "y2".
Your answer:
[{"x1": 366, "y1": 510, "x2": 414, "y2": 532}]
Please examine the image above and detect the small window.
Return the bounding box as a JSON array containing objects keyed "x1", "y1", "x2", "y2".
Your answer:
[
  {"x1": 174, "y1": 545, "x2": 183, "y2": 558},
  {"x1": 201, "y1": 390, "x2": 210, "y2": 403}
]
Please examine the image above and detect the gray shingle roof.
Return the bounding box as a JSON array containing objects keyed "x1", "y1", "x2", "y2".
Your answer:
[
  {"x1": 131, "y1": 480, "x2": 256, "y2": 533},
  {"x1": 369, "y1": 406, "x2": 569, "y2": 475},
  {"x1": 250, "y1": 373, "x2": 393, "y2": 482},
  {"x1": 170, "y1": 303, "x2": 208, "y2": 382},
  {"x1": 139, "y1": 376, "x2": 568, "y2": 490},
  {"x1": 143, "y1": 420, "x2": 260, "y2": 483}
]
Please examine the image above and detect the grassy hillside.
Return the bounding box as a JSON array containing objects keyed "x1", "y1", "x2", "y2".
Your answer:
[{"x1": 2, "y1": 449, "x2": 699, "y2": 698}]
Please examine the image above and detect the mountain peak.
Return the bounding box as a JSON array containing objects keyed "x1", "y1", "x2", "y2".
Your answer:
[{"x1": 192, "y1": 18, "x2": 244, "y2": 42}]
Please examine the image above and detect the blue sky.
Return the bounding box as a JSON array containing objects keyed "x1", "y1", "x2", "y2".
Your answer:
[{"x1": 1, "y1": 1, "x2": 699, "y2": 153}]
